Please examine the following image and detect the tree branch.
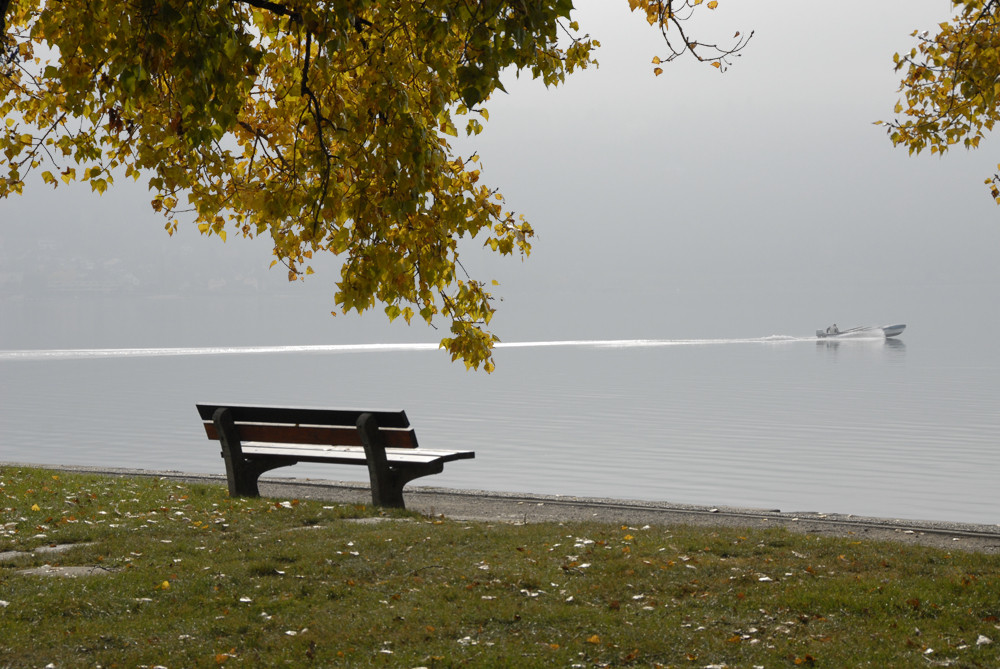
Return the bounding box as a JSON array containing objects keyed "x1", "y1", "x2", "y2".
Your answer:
[
  {"x1": 1, "y1": 0, "x2": 12, "y2": 64},
  {"x1": 298, "y1": 29, "x2": 333, "y2": 236},
  {"x1": 235, "y1": 0, "x2": 301, "y2": 22}
]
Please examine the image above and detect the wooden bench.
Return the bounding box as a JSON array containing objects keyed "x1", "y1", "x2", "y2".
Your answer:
[{"x1": 196, "y1": 403, "x2": 474, "y2": 509}]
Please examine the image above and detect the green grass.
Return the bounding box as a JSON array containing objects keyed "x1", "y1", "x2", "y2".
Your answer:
[{"x1": 2, "y1": 466, "x2": 1000, "y2": 668}]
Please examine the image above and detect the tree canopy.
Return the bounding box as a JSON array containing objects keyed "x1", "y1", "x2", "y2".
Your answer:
[
  {"x1": 882, "y1": 0, "x2": 1000, "y2": 204},
  {"x1": 0, "y1": 0, "x2": 747, "y2": 370}
]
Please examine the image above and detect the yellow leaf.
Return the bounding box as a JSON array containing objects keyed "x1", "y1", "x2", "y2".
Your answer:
[
  {"x1": 652, "y1": 56, "x2": 661, "y2": 65},
  {"x1": 711, "y1": 62, "x2": 721, "y2": 68},
  {"x1": 587, "y1": 634, "x2": 601, "y2": 644},
  {"x1": 707, "y1": 0, "x2": 718, "y2": 7},
  {"x1": 31, "y1": 504, "x2": 40, "y2": 511},
  {"x1": 654, "y1": 67, "x2": 663, "y2": 76}
]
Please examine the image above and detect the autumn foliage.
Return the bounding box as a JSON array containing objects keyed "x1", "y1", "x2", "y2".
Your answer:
[
  {"x1": 882, "y1": 1, "x2": 1000, "y2": 205},
  {"x1": 0, "y1": 1, "x2": 742, "y2": 369}
]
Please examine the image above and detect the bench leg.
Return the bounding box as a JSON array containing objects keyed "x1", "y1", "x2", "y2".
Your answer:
[
  {"x1": 357, "y1": 413, "x2": 443, "y2": 509},
  {"x1": 213, "y1": 407, "x2": 293, "y2": 497},
  {"x1": 230, "y1": 457, "x2": 292, "y2": 497},
  {"x1": 384, "y1": 462, "x2": 444, "y2": 507}
]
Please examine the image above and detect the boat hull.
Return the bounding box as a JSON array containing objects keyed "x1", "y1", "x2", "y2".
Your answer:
[
  {"x1": 881, "y1": 324, "x2": 906, "y2": 338},
  {"x1": 816, "y1": 324, "x2": 906, "y2": 339}
]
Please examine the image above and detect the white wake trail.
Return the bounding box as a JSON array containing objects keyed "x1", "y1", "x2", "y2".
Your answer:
[
  {"x1": 0, "y1": 335, "x2": 817, "y2": 361},
  {"x1": 0, "y1": 343, "x2": 439, "y2": 361}
]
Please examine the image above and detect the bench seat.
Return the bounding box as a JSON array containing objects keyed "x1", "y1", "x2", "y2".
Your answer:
[{"x1": 239, "y1": 444, "x2": 475, "y2": 466}]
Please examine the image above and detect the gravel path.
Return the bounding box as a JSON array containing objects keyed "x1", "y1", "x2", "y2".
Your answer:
[{"x1": 21, "y1": 464, "x2": 1000, "y2": 555}]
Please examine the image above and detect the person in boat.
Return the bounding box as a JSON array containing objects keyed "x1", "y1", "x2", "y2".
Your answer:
[{"x1": 826, "y1": 324, "x2": 839, "y2": 335}]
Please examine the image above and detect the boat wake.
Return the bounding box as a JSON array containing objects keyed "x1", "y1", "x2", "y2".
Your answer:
[{"x1": 0, "y1": 336, "x2": 821, "y2": 361}]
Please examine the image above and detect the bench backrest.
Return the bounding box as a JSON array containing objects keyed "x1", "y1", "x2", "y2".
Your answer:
[{"x1": 196, "y1": 403, "x2": 419, "y2": 449}]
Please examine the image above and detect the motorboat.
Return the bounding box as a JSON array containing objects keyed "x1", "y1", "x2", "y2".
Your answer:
[
  {"x1": 816, "y1": 324, "x2": 906, "y2": 339},
  {"x1": 880, "y1": 324, "x2": 906, "y2": 338}
]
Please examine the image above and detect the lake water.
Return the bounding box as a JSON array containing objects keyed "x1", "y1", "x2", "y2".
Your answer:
[{"x1": 2, "y1": 292, "x2": 998, "y2": 526}]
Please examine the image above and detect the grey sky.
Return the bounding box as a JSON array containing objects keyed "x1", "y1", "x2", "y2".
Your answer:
[
  {"x1": 454, "y1": 0, "x2": 1000, "y2": 337},
  {"x1": 2, "y1": 0, "x2": 998, "y2": 345}
]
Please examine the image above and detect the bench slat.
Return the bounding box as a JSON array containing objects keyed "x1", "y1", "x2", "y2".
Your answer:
[
  {"x1": 241, "y1": 443, "x2": 474, "y2": 465},
  {"x1": 202, "y1": 422, "x2": 419, "y2": 449},
  {"x1": 196, "y1": 403, "x2": 409, "y2": 428}
]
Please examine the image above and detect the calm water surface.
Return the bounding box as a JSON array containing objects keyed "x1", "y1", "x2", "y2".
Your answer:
[{"x1": 2, "y1": 301, "x2": 998, "y2": 525}]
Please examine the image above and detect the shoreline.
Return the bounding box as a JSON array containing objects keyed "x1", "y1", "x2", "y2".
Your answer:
[{"x1": 5, "y1": 462, "x2": 1000, "y2": 554}]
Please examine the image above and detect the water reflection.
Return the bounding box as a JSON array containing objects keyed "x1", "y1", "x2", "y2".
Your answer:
[{"x1": 816, "y1": 337, "x2": 906, "y2": 359}]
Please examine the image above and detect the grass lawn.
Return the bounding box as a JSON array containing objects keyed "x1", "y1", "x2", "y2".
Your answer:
[{"x1": 2, "y1": 466, "x2": 1000, "y2": 667}]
